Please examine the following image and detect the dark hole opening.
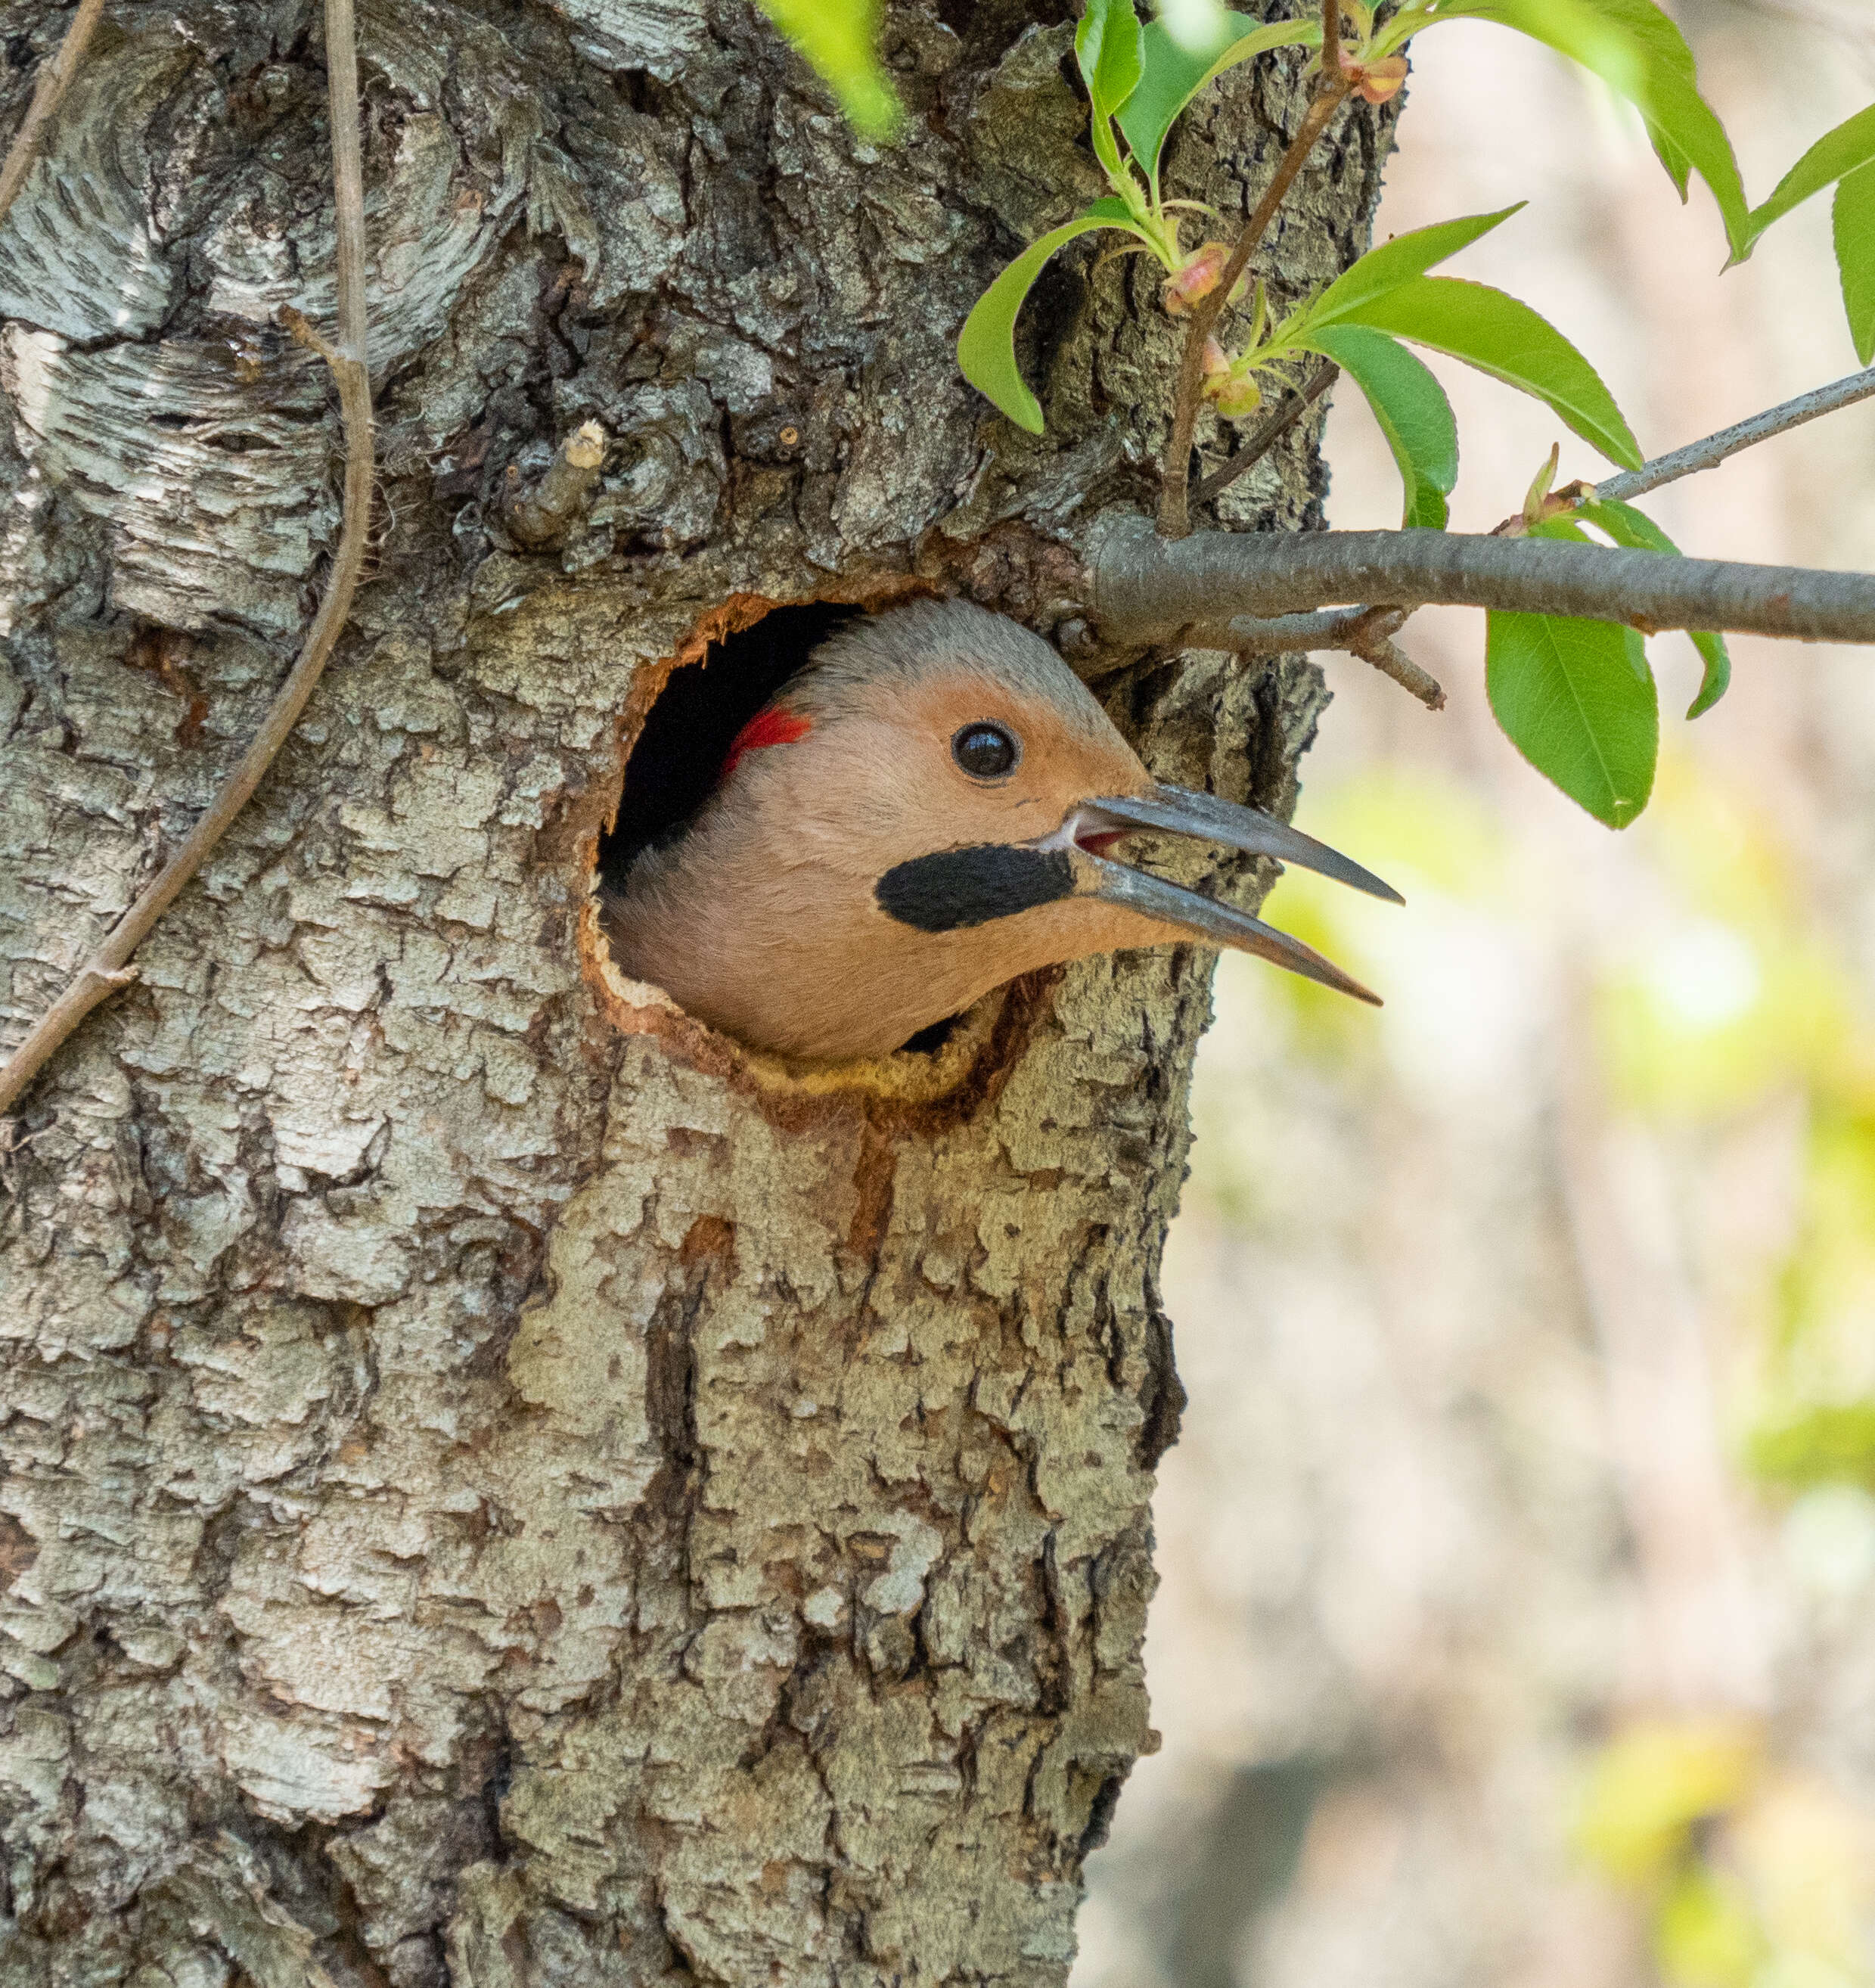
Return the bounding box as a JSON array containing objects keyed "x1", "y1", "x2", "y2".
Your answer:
[
  {"x1": 598, "y1": 601, "x2": 865, "y2": 893},
  {"x1": 595, "y1": 595, "x2": 979, "y2": 1061},
  {"x1": 899, "y1": 1016, "x2": 960, "y2": 1056}
]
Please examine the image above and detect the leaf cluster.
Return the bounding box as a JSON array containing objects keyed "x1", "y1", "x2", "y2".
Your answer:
[{"x1": 753, "y1": 0, "x2": 1875, "y2": 833}]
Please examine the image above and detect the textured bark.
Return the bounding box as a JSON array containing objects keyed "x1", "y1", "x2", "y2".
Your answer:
[{"x1": 0, "y1": 2, "x2": 1391, "y2": 1981}]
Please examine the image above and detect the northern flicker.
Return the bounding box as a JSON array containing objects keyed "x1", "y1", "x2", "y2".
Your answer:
[{"x1": 603, "y1": 598, "x2": 1395, "y2": 1061}]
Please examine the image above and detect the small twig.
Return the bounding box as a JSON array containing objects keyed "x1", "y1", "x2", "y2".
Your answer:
[
  {"x1": 0, "y1": 0, "x2": 374, "y2": 1120},
  {"x1": 1343, "y1": 613, "x2": 1445, "y2": 710},
  {"x1": 502, "y1": 421, "x2": 609, "y2": 549},
  {"x1": 1184, "y1": 601, "x2": 1445, "y2": 708},
  {"x1": 278, "y1": 302, "x2": 341, "y2": 368},
  {"x1": 0, "y1": 0, "x2": 107, "y2": 231},
  {"x1": 1189, "y1": 360, "x2": 1339, "y2": 511},
  {"x1": 1485, "y1": 370, "x2": 1875, "y2": 536},
  {"x1": 1091, "y1": 513, "x2": 1875, "y2": 646},
  {"x1": 1158, "y1": 4, "x2": 1352, "y2": 539},
  {"x1": 1591, "y1": 364, "x2": 1875, "y2": 507}
]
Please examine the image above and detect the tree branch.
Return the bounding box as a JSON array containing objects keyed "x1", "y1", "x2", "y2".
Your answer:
[
  {"x1": 1591, "y1": 363, "x2": 1875, "y2": 507},
  {"x1": 1091, "y1": 514, "x2": 1875, "y2": 645},
  {"x1": 1157, "y1": 8, "x2": 1350, "y2": 540},
  {"x1": 1203, "y1": 603, "x2": 1384, "y2": 654},
  {"x1": 0, "y1": 0, "x2": 374, "y2": 1119},
  {"x1": 1188, "y1": 360, "x2": 1340, "y2": 511},
  {"x1": 0, "y1": 0, "x2": 107, "y2": 230}
]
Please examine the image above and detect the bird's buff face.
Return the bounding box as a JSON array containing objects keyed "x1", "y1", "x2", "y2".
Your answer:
[
  {"x1": 772, "y1": 666, "x2": 1154, "y2": 899},
  {"x1": 603, "y1": 600, "x2": 1398, "y2": 1062}
]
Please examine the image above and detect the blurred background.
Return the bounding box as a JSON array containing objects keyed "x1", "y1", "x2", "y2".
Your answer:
[{"x1": 1075, "y1": 5, "x2": 1875, "y2": 1984}]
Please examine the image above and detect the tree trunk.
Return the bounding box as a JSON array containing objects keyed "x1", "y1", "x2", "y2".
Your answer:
[{"x1": 0, "y1": 2, "x2": 1392, "y2": 1980}]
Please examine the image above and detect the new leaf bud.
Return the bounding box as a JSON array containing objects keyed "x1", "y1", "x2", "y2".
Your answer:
[
  {"x1": 1164, "y1": 242, "x2": 1249, "y2": 317},
  {"x1": 1202, "y1": 349, "x2": 1264, "y2": 420}
]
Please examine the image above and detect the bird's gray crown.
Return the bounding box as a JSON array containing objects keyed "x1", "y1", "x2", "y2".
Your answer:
[{"x1": 792, "y1": 598, "x2": 1110, "y2": 739}]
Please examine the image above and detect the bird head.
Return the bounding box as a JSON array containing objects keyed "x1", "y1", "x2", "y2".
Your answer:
[{"x1": 603, "y1": 598, "x2": 1397, "y2": 1063}]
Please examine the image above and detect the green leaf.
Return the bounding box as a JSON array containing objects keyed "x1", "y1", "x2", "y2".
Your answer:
[
  {"x1": 756, "y1": 0, "x2": 900, "y2": 138},
  {"x1": 1076, "y1": 0, "x2": 1145, "y2": 124},
  {"x1": 1118, "y1": 14, "x2": 1316, "y2": 191},
  {"x1": 957, "y1": 200, "x2": 1147, "y2": 434},
  {"x1": 1295, "y1": 207, "x2": 1524, "y2": 333},
  {"x1": 1333, "y1": 275, "x2": 1643, "y2": 468},
  {"x1": 1836, "y1": 160, "x2": 1875, "y2": 366},
  {"x1": 1421, "y1": 0, "x2": 1641, "y2": 89},
  {"x1": 1742, "y1": 101, "x2": 1875, "y2": 353},
  {"x1": 1579, "y1": 497, "x2": 1731, "y2": 717},
  {"x1": 1575, "y1": 498, "x2": 1659, "y2": 545},
  {"x1": 1487, "y1": 608, "x2": 1659, "y2": 828},
  {"x1": 1302, "y1": 325, "x2": 1457, "y2": 528},
  {"x1": 1441, "y1": 0, "x2": 1749, "y2": 259},
  {"x1": 1745, "y1": 102, "x2": 1875, "y2": 247}
]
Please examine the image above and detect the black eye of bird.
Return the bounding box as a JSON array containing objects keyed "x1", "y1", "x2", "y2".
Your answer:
[{"x1": 951, "y1": 722, "x2": 1020, "y2": 781}]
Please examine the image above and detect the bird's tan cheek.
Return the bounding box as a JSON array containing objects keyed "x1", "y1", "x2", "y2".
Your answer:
[{"x1": 940, "y1": 899, "x2": 1139, "y2": 980}]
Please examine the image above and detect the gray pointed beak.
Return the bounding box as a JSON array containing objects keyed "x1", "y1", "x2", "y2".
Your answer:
[
  {"x1": 1083, "y1": 782, "x2": 1403, "y2": 903},
  {"x1": 1063, "y1": 781, "x2": 1396, "y2": 1006}
]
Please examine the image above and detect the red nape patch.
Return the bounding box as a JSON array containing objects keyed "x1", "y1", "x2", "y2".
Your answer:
[{"x1": 721, "y1": 705, "x2": 812, "y2": 780}]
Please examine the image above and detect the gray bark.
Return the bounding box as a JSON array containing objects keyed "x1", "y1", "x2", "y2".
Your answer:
[{"x1": 0, "y1": 2, "x2": 1391, "y2": 1980}]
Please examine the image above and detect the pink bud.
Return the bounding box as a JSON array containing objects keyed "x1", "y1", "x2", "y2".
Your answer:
[
  {"x1": 1163, "y1": 242, "x2": 1231, "y2": 317},
  {"x1": 1200, "y1": 337, "x2": 1231, "y2": 386}
]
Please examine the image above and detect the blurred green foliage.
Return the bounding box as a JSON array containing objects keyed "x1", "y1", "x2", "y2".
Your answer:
[
  {"x1": 1749, "y1": 1401, "x2": 1875, "y2": 1493},
  {"x1": 1654, "y1": 1866, "x2": 1765, "y2": 1988},
  {"x1": 1596, "y1": 761, "x2": 1875, "y2": 1502},
  {"x1": 755, "y1": 0, "x2": 899, "y2": 138},
  {"x1": 1258, "y1": 750, "x2": 1875, "y2": 1505},
  {"x1": 1231, "y1": 755, "x2": 1875, "y2": 1988},
  {"x1": 1575, "y1": 1719, "x2": 1762, "y2": 1884},
  {"x1": 1574, "y1": 1721, "x2": 1874, "y2": 1988}
]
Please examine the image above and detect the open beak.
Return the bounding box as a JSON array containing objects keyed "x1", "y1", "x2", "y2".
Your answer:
[{"x1": 1060, "y1": 781, "x2": 1398, "y2": 1005}]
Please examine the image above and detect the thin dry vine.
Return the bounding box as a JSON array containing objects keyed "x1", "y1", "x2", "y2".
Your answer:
[
  {"x1": 0, "y1": 0, "x2": 107, "y2": 228},
  {"x1": 0, "y1": 0, "x2": 374, "y2": 1119}
]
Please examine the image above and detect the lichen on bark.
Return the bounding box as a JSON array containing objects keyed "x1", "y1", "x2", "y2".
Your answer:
[{"x1": 0, "y1": 1, "x2": 1392, "y2": 1980}]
